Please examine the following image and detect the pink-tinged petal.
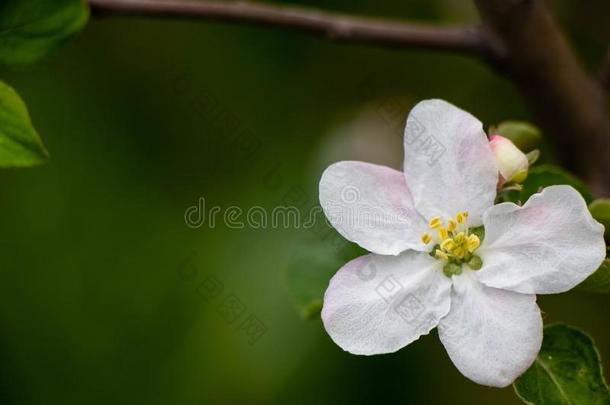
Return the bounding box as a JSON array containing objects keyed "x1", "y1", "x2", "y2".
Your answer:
[
  {"x1": 477, "y1": 185, "x2": 605, "y2": 294},
  {"x1": 322, "y1": 252, "x2": 452, "y2": 355},
  {"x1": 438, "y1": 273, "x2": 542, "y2": 387},
  {"x1": 319, "y1": 161, "x2": 428, "y2": 255},
  {"x1": 403, "y1": 99, "x2": 498, "y2": 225}
]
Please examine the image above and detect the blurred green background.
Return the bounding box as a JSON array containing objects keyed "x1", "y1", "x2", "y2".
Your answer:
[{"x1": 1, "y1": 0, "x2": 609, "y2": 403}]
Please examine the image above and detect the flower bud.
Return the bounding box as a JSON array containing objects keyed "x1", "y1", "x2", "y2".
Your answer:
[
  {"x1": 489, "y1": 134, "x2": 529, "y2": 184},
  {"x1": 495, "y1": 121, "x2": 541, "y2": 152}
]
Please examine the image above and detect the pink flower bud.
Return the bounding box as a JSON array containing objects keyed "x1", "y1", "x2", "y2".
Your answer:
[{"x1": 489, "y1": 134, "x2": 529, "y2": 184}]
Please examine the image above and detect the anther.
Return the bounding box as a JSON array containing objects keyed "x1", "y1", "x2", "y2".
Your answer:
[
  {"x1": 467, "y1": 234, "x2": 480, "y2": 252},
  {"x1": 456, "y1": 211, "x2": 469, "y2": 224},
  {"x1": 435, "y1": 249, "x2": 449, "y2": 260},
  {"x1": 438, "y1": 227, "x2": 449, "y2": 241},
  {"x1": 429, "y1": 216, "x2": 442, "y2": 229},
  {"x1": 454, "y1": 232, "x2": 466, "y2": 244},
  {"x1": 440, "y1": 239, "x2": 455, "y2": 251},
  {"x1": 453, "y1": 246, "x2": 465, "y2": 259}
]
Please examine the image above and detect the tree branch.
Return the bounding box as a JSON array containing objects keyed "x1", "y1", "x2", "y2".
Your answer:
[
  {"x1": 88, "y1": 0, "x2": 489, "y2": 55},
  {"x1": 88, "y1": 0, "x2": 610, "y2": 195},
  {"x1": 475, "y1": 0, "x2": 610, "y2": 195},
  {"x1": 598, "y1": 48, "x2": 610, "y2": 91}
]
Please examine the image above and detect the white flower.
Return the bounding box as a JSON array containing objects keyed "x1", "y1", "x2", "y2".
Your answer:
[{"x1": 318, "y1": 99, "x2": 605, "y2": 387}]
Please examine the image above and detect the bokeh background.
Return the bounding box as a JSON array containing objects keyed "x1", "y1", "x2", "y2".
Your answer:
[{"x1": 1, "y1": 0, "x2": 609, "y2": 403}]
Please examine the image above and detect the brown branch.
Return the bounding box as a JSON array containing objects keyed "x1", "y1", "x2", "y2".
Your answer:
[
  {"x1": 475, "y1": 0, "x2": 610, "y2": 196},
  {"x1": 598, "y1": 48, "x2": 610, "y2": 91},
  {"x1": 88, "y1": 0, "x2": 610, "y2": 195},
  {"x1": 88, "y1": 0, "x2": 489, "y2": 55}
]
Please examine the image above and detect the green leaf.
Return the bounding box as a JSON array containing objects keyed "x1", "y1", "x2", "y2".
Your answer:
[
  {"x1": 0, "y1": 81, "x2": 48, "y2": 166},
  {"x1": 0, "y1": 0, "x2": 89, "y2": 66},
  {"x1": 495, "y1": 121, "x2": 542, "y2": 152},
  {"x1": 576, "y1": 259, "x2": 610, "y2": 294},
  {"x1": 284, "y1": 241, "x2": 364, "y2": 320},
  {"x1": 590, "y1": 199, "x2": 610, "y2": 239},
  {"x1": 519, "y1": 165, "x2": 593, "y2": 204},
  {"x1": 514, "y1": 324, "x2": 610, "y2": 405}
]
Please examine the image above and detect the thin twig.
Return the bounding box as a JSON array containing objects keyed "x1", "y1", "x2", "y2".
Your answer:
[{"x1": 88, "y1": 0, "x2": 489, "y2": 55}]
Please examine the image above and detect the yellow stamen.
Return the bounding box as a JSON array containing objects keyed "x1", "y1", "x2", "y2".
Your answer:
[
  {"x1": 456, "y1": 211, "x2": 468, "y2": 224},
  {"x1": 453, "y1": 246, "x2": 465, "y2": 259},
  {"x1": 428, "y1": 216, "x2": 442, "y2": 229},
  {"x1": 427, "y1": 211, "x2": 481, "y2": 275},
  {"x1": 440, "y1": 239, "x2": 455, "y2": 252},
  {"x1": 438, "y1": 227, "x2": 449, "y2": 241},
  {"x1": 467, "y1": 234, "x2": 480, "y2": 252},
  {"x1": 454, "y1": 232, "x2": 466, "y2": 244},
  {"x1": 421, "y1": 233, "x2": 432, "y2": 245},
  {"x1": 435, "y1": 249, "x2": 449, "y2": 260}
]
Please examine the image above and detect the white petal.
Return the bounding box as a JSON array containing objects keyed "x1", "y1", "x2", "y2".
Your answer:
[
  {"x1": 438, "y1": 273, "x2": 542, "y2": 387},
  {"x1": 403, "y1": 99, "x2": 498, "y2": 225},
  {"x1": 319, "y1": 161, "x2": 428, "y2": 255},
  {"x1": 477, "y1": 185, "x2": 606, "y2": 294},
  {"x1": 321, "y1": 251, "x2": 452, "y2": 355}
]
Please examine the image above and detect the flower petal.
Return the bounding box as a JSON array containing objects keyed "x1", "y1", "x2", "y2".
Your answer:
[
  {"x1": 403, "y1": 99, "x2": 497, "y2": 225},
  {"x1": 321, "y1": 251, "x2": 452, "y2": 355},
  {"x1": 477, "y1": 185, "x2": 606, "y2": 294},
  {"x1": 319, "y1": 161, "x2": 428, "y2": 255},
  {"x1": 438, "y1": 273, "x2": 542, "y2": 387}
]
